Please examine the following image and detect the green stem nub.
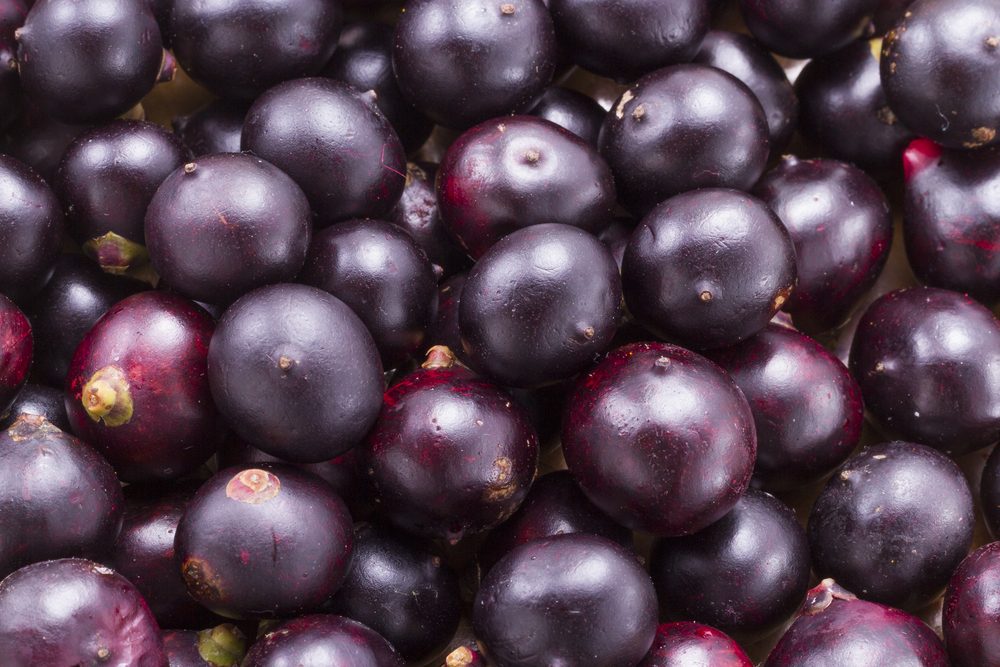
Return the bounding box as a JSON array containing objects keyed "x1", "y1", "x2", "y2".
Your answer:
[
  {"x1": 82, "y1": 365, "x2": 134, "y2": 427},
  {"x1": 197, "y1": 624, "x2": 247, "y2": 667}
]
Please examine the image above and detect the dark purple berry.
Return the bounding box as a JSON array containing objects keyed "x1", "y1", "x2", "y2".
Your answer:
[
  {"x1": 943, "y1": 542, "x2": 1000, "y2": 667},
  {"x1": 638, "y1": 622, "x2": 753, "y2": 667},
  {"x1": 0, "y1": 294, "x2": 31, "y2": 415},
  {"x1": 740, "y1": 0, "x2": 878, "y2": 58},
  {"x1": 172, "y1": 101, "x2": 249, "y2": 157},
  {"x1": 242, "y1": 615, "x2": 403, "y2": 667},
  {"x1": 526, "y1": 85, "x2": 605, "y2": 147},
  {"x1": 0, "y1": 383, "x2": 68, "y2": 431}
]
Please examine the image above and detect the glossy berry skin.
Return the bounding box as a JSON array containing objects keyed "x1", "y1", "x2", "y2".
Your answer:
[
  {"x1": 526, "y1": 85, "x2": 605, "y2": 147},
  {"x1": 176, "y1": 465, "x2": 354, "y2": 619},
  {"x1": 460, "y1": 223, "x2": 621, "y2": 387},
  {"x1": 364, "y1": 359, "x2": 538, "y2": 542},
  {"x1": 162, "y1": 626, "x2": 247, "y2": 667},
  {"x1": 0, "y1": 154, "x2": 63, "y2": 303},
  {"x1": 209, "y1": 284, "x2": 383, "y2": 463},
  {"x1": 692, "y1": 30, "x2": 798, "y2": 153},
  {"x1": 299, "y1": 219, "x2": 437, "y2": 369},
  {"x1": 388, "y1": 162, "x2": 470, "y2": 279},
  {"x1": 169, "y1": 0, "x2": 342, "y2": 100},
  {"x1": 392, "y1": 0, "x2": 556, "y2": 129},
  {"x1": 600, "y1": 65, "x2": 770, "y2": 216},
  {"x1": 849, "y1": 287, "x2": 1000, "y2": 456},
  {"x1": 0, "y1": 415, "x2": 122, "y2": 580},
  {"x1": 242, "y1": 78, "x2": 406, "y2": 226},
  {"x1": 474, "y1": 533, "x2": 658, "y2": 667},
  {"x1": 26, "y1": 255, "x2": 139, "y2": 386},
  {"x1": 739, "y1": 0, "x2": 878, "y2": 58},
  {"x1": 809, "y1": 441, "x2": 974, "y2": 611},
  {"x1": 322, "y1": 21, "x2": 433, "y2": 154},
  {"x1": 0, "y1": 383, "x2": 68, "y2": 431},
  {"x1": 172, "y1": 101, "x2": 248, "y2": 157},
  {"x1": 874, "y1": 0, "x2": 916, "y2": 30},
  {"x1": 754, "y1": 157, "x2": 891, "y2": 333},
  {"x1": 15, "y1": 0, "x2": 164, "y2": 123},
  {"x1": 109, "y1": 483, "x2": 221, "y2": 630},
  {"x1": 242, "y1": 615, "x2": 403, "y2": 667},
  {"x1": 623, "y1": 188, "x2": 797, "y2": 350},
  {"x1": 563, "y1": 342, "x2": 756, "y2": 536},
  {"x1": 146, "y1": 153, "x2": 312, "y2": 306},
  {"x1": 651, "y1": 490, "x2": 810, "y2": 640},
  {"x1": 65, "y1": 291, "x2": 221, "y2": 482},
  {"x1": 438, "y1": 116, "x2": 616, "y2": 258},
  {"x1": 881, "y1": 0, "x2": 1000, "y2": 149},
  {"x1": 56, "y1": 120, "x2": 188, "y2": 274},
  {"x1": 903, "y1": 139, "x2": 1000, "y2": 304},
  {"x1": 796, "y1": 39, "x2": 916, "y2": 177},
  {"x1": 706, "y1": 324, "x2": 863, "y2": 491},
  {"x1": 478, "y1": 470, "x2": 632, "y2": 573},
  {"x1": 943, "y1": 543, "x2": 1000, "y2": 667},
  {"x1": 548, "y1": 0, "x2": 709, "y2": 82},
  {"x1": 0, "y1": 110, "x2": 92, "y2": 182},
  {"x1": 764, "y1": 579, "x2": 948, "y2": 667},
  {"x1": 326, "y1": 523, "x2": 461, "y2": 662},
  {"x1": 638, "y1": 622, "x2": 752, "y2": 667},
  {"x1": 0, "y1": 294, "x2": 30, "y2": 415}
]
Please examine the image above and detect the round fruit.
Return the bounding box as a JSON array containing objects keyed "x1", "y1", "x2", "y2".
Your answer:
[
  {"x1": 0, "y1": 383, "x2": 69, "y2": 431},
  {"x1": 172, "y1": 102, "x2": 247, "y2": 158},
  {"x1": 638, "y1": 622, "x2": 753, "y2": 667},
  {"x1": 600, "y1": 64, "x2": 770, "y2": 215},
  {"x1": 242, "y1": 615, "x2": 404, "y2": 667},
  {"x1": 299, "y1": 218, "x2": 438, "y2": 369},
  {"x1": 740, "y1": 0, "x2": 878, "y2": 58},
  {"x1": 392, "y1": 0, "x2": 557, "y2": 129},
  {"x1": 162, "y1": 625, "x2": 247, "y2": 667},
  {"x1": 0, "y1": 109, "x2": 92, "y2": 182},
  {"x1": 809, "y1": 441, "x2": 974, "y2": 610},
  {"x1": 65, "y1": 291, "x2": 222, "y2": 482},
  {"x1": 753, "y1": 156, "x2": 892, "y2": 332},
  {"x1": 562, "y1": 342, "x2": 756, "y2": 536},
  {"x1": 849, "y1": 287, "x2": 1000, "y2": 456},
  {"x1": 364, "y1": 347, "x2": 538, "y2": 541},
  {"x1": 208, "y1": 283, "x2": 383, "y2": 463},
  {"x1": 0, "y1": 294, "x2": 31, "y2": 415},
  {"x1": 526, "y1": 85, "x2": 605, "y2": 147},
  {"x1": 0, "y1": 558, "x2": 166, "y2": 667},
  {"x1": 437, "y1": 115, "x2": 616, "y2": 258},
  {"x1": 459, "y1": 223, "x2": 621, "y2": 387},
  {"x1": 169, "y1": 0, "x2": 342, "y2": 100},
  {"x1": 56, "y1": 120, "x2": 188, "y2": 274},
  {"x1": 473, "y1": 533, "x2": 658, "y2": 667},
  {"x1": 175, "y1": 465, "x2": 354, "y2": 619},
  {"x1": 242, "y1": 77, "x2": 406, "y2": 225},
  {"x1": 145, "y1": 153, "x2": 312, "y2": 306},
  {"x1": 881, "y1": 0, "x2": 1000, "y2": 149},
  {"x1": 15, "y1": 0, "x2": 165, "y2": 123},
  {"x1": 943, "y1": 542, "x2": 1000, "y2": 667},
  {"x1": 622, "y1": 188, "x2": 797, "y2": 350}
]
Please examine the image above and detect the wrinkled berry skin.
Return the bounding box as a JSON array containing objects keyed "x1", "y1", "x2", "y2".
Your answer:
[
  {"x1": 764, "y1": 580, "x2": 948, "y2": 667},
  {"x1": 0, "y1": 384, "x2": 68, "y2": 431},
  {"x1": 739, "y1": 0, "x2": 878, "y2": 58},
  {"x1": 526, "y1": 85, "x2": 605, "y2": 147},
  {"x1": 796, "y1": 39, "x2": 916, "y2": 177},
  {"x1": 809, "y1": 441, "x2": 974, "y2": 611},
  {"x1": 460, "y1": 223, "x2": 622, "y2": 387},
  {"x1": 0, "y1": 154, "x2": 63, "y2": 303},
  {"x1": 172, "y1": 101, "x2": 249, "y2": 157},
  {"x1": 651, "y1": 490, "x2": 810, "y2": 640},
  {"x1": 478, "y1": 470, "x2": 632, "y2": 573},
  {"x1": 600, "y1": 65, "x2": 770, "y2": 216},
  {"x1": 0, "y1": 294, "x2": 31, "y2": 415},
  {"x1": 175, "y1": 465, "x2": 354, "y2": 620},
  {"x1": 169, "y1": 0, "x2": 342, "y2": 100},
  {"x1": 242, "y1": 615, "x2": 404, "y2": 667},
  {"x1": 623, "y1": 188, "x2": 797, "y2": 350},
  {"x1": 392, "y1": 0, "x2": 556, "y2": 129},
  {"x1": 693, "y1": 30, "x2": 798, "y2": 153},
  {"x1": 548, "y1": 0, "x2": 710, "y2": 82},
  {"x1": 474, "y1": 533, "x2": 658, "y2": 667},
  {"x1": 639, "y1": 622, "x2": 752, "y2": 667},
  {"x1": 364, "y1": 363, "x2": 538, "y2": 542},
  {"x1": 439, "y1": 116, "x2": 615, "y2": 258},
  {"x1": 563, "y1": 342, "x2": 756, "y2": 536},
  {"x1": 881, "y1": 0, "x2": 1000, "y2": 149},
  {"x1": 208, "y1": 283, "x2": 384, "y2": 464},
  {"x1": 0, "y1": 415, "x2": 123, "y2": 581},
  {"x1": 903, "y1": 138, "x2": 1000, "y2": 304},
  {"x1": 944, "y1": 542, "x2": 1000, "y2": 667},
  {"x1": 706, "y1": 324, "x2": 863, "y2": 491},
  {"x1": 326, "y1": 523, "x2": 461, "y2": 662},
  {"x1": 0, "y1": 558, "x2": 167, "y2": 667},
  {"x1": 322, "y1": 21, "x2": 433, "y2": 154},
  {"x1": 754, "y1": 156, "x2": 891, "y2": 333},
  {"x1": 15, "y1": 0, "x2": 164, "y2": 123},
  {"x1": 299, "y1": 219, "x2": 438, "y2": 369},
  {"x1": 242, "y1": 78, "x2": 406, "y2": 226},
  {"x1": 849, "y1": 287, "x2": 1000, "y2": 456}
]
